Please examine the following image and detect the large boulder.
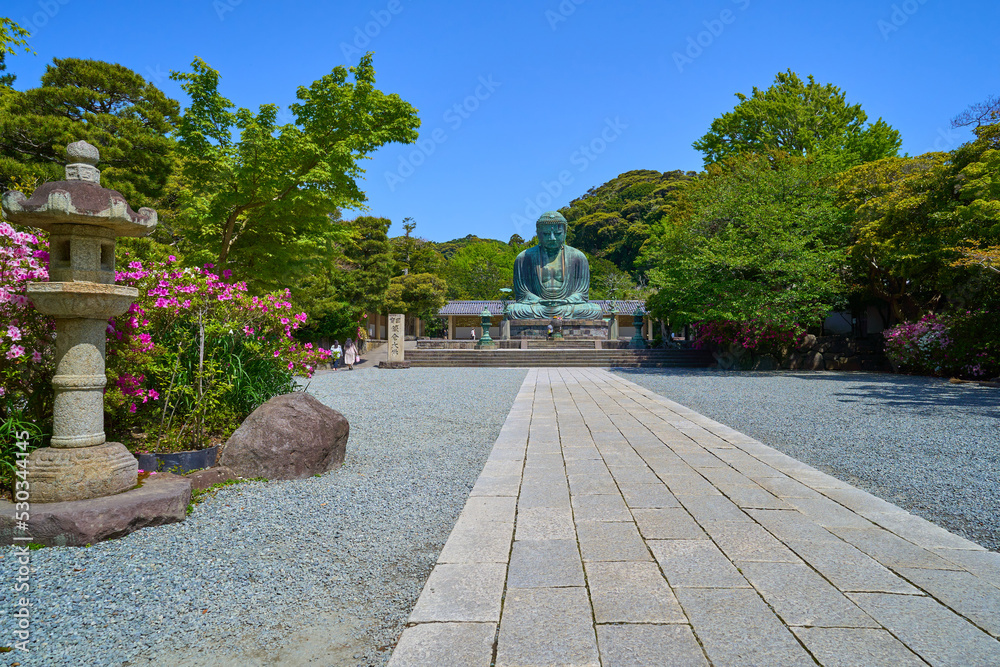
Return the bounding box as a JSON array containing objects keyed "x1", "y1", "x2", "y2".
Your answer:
[{"x1": 219, "y1": 393, "x2": 348, "y2": 480}]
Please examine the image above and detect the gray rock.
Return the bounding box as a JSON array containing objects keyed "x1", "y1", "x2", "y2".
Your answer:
[
  {"x1": 219, "y1": 392, "x2": 349, "y2": 480},
  {"x1": 185, "y1": 466, "x2": 237, "y2": 490},
  {"x1": 0, "y1": 474, "x2": 190, "y2": 546},
  {"x1": 797, "y1": 333, "x2": 818, "y2": 351},
  {"x1": 752, "y1": 355, "x2": 778, "y2": 371},
  {"x1": 803, "y1": 351, "x2": 825, "y2": 370}
]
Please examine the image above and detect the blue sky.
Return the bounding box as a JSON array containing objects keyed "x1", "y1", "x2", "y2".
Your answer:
[{"x1": 5, "y1": 1, "x2": 998, "y2": 242}]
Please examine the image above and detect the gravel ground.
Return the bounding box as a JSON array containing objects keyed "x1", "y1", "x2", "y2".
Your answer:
[
  {"x1": 0, "y1": 367, "x2": 528, "y2": 667},
  {"x1": 614, "y1": 369, "x2": 1000, "y2": 552}
]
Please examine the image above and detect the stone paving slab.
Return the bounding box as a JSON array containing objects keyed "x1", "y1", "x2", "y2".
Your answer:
[{"x1": 390, "y1": 368, "x2": 1000, "y2": 666}]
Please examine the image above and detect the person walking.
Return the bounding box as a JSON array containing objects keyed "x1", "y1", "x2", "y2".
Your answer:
[
  {"x1": 344, "y1": 337, "x2": 358, "y2": 371},
  {"x1": 332, "y1": 340, "x2": 342, "y2": 370}
]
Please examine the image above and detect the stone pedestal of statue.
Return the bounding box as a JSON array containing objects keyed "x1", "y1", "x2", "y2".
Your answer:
[{"x1": 509, "y1": 319, "x2": 611, "y2": 340}]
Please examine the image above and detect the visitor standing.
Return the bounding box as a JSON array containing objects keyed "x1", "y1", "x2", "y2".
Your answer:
[
  {"x1": 470, "y1": 328, "x2": 476, "y2": 340},
  {"x1": 344, "y1": 337, "x2": 358, "y2": 371},
  {"x1": 332, "y1": 340, "x2": 342, "y2": 370}
]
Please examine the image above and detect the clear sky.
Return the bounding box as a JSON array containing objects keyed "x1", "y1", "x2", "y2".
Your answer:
[{"x1": 5, "y1": 1, "x2": 998, "y2": 242}]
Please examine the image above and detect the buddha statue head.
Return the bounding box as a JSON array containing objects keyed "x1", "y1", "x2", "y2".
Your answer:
[{"x1": 536, "y1": 211, "x2": 568, "y2": 253}]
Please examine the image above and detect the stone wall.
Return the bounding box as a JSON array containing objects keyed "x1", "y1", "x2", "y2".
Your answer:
[{"x1": 779, "y1": 334, "x2": 889, "y2": 372}]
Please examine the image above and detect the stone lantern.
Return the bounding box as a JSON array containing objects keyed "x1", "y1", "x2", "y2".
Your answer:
[
  {"x1": 2, "y1": 141, "x2": 157, "y2": 503},
  {"x1": 629, "y1": 305, "x2": 648, "y2": 350},
  {"x1": 476, "y1": 307, "x2": 497, "y2": 349}
]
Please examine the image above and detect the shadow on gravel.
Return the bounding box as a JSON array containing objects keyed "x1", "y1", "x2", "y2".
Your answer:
[{"x1": 615, "y1": 368, "x2": 1000, "y2": 422}]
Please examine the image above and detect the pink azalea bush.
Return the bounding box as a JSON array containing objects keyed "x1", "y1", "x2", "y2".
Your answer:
[
  {"x1": 0, "y1": 221, "x2": 54, "y2": 425},
  {"x1": 884, "y1": 311, "x2": 999, "y2": 379},
  {"x1": 692, "y1": 318, "x2": 807, "y2": 357},
  {"x1": 107, "y1": 255, "x2": 332, "y2": 452}
]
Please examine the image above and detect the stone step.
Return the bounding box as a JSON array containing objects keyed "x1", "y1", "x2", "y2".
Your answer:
[{"x1": 405, "y1": 349, "x2": 713, "y2": 368}]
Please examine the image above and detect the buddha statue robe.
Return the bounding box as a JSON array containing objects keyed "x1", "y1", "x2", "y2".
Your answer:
[{"x1": 509, "y1": 243, "x2": 603, "y2": 319}]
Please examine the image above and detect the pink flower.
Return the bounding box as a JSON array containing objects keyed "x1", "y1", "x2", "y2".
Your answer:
[
  {"x1": 6, "y1": 344, "x2": 25, "y2": 359},
  {"x1": 7, "y1": 325, "x2": 21, "y2": 341},
  {"x1": 128, "y1": 403, "x2": 137, "y2": 414},
  {"x1": 32, "y1": 350, "x2": 42, "y2": 363},
  {"x1": 167, "y1": 255, "x2": 176, "y2": 263}
]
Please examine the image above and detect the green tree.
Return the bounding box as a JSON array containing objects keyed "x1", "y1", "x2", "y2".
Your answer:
[
  {"x1": 837, "y1": 118, "x2": 1000, "y2": 319},
  {"x1": 0, "y1": 58, "x2": 179, "y2": 206},
  {"x1": 692, "y1": 70, "x2": 901, "y2": 168},
  {"x1": 169, "y1": 53, "x2": 419, "y2": 286},
  {"x1": 0, "y1": 54, "x2": 16, "y2": 87},
  {"x1": 0, "y1": 18, "x2": 31, "y2": 56},
  {"x1": 384, "y1": 272, "x2": 448, "y2": 323},
  {"x1": 341, "y1": 215, "x2": 395, "y2": 314},
  {"x1": 587, "y1": 256, "x2": 639, "y2": 301},
  {"x1": 645, "y1": 153, "x2": 848, "y2": 331},
  {"x1": 391, "y1": 218, "x2": 443, "y2": 277},
  {"x1": 562, "y1": 169, "x2": 694, "y2": 276},
  {"x1": 444, "y1": 241, "x2": 520, "y2": 300}
]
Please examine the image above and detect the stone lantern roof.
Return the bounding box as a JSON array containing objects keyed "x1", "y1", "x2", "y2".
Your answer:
[{"x1": 1, "y1": 140, "x2": 157, "y2": 236}]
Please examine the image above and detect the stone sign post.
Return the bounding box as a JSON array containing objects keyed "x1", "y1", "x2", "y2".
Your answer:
[
  {"x1": 379, "y1": 313, "x2": 411, "y2": 369},
  {"x1": 2, "y1": 142, "x2": 156, "y2": 503},
  {"x1": 388, "y1": 314, "x2": 404, "y2": 362}
]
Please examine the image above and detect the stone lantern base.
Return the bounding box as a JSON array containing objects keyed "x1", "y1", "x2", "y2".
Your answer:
[
  {"x1": 26, "y1": 442, "x2": 138, "y2": 503},
  {"x1": 0, "y1": 473, "x2": 191, "y2": 547}
]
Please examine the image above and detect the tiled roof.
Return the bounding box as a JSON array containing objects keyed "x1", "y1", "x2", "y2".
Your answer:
[
  {"x1": 438, "y1": 300, "x2": 504, "y2": 315},
  {"x1": 437, "y1": 300, "x2": 646, "y2": 316}
]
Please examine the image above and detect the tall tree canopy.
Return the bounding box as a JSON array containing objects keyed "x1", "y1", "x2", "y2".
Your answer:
[
  {"x1": 692, "y1": 70, "x2": 901, "y2": 168},
  {"x1": 837, "y1": 118, "x2": 1000, "y2": 319},
  {"x1": 645, "y1": 153, "x2": 848, "y2": 330},
  {"x1": 561, "y1": 169, "x2": 694, "y2": 276},
  {"x1": 170, "y1": 53, "x2": 419, "y2": 286},
  {"x1": 385, "y1": 272, "x2": 448, "y2": 323},
  {"x1": 340, "y1": 215, "x2": 395, "y2": 315},
  {"x1": 390, "y1": 219, "x2": 443, "y2": 277},
  {"x1": 0, "y1": 58, "x2": 178, "y2": 206},
  {"x1": 444, "y1": 240, "x2": 520, "y2": 300}
]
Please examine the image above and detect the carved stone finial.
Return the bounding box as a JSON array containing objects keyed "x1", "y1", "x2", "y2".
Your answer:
[
  {"x1": 65, "y1": 140, "x2": 101, "y2": 184},
  {"x1": 66, "y1": 140, "x2": 100, "y2": 165}
]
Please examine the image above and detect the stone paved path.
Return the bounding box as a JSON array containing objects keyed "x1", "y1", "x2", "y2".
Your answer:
[{"x1": 387, "y1": 369, "x2": 1000, "y2": 666}]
